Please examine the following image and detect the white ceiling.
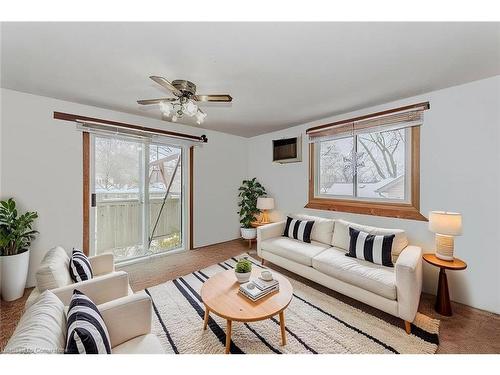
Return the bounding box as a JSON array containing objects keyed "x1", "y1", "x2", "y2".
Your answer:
[{"x1": 1, "y1": 22, "x2": 499, "y2": 137}]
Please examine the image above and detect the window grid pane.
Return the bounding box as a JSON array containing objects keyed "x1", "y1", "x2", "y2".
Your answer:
[{"x1": 317, "y1": 128, "x2": 409, "y2": 202}]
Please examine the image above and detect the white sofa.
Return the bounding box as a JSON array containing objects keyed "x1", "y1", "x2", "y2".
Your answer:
[
  {"x1": 4, "y1": 289, "x2": 164, "y2": 354},
  {"x1": 257, "y1": 214, "x2": 422, "y2": 331},
  {"x1": 25, "y1": 246, "x2": 133, "y2": 309}
]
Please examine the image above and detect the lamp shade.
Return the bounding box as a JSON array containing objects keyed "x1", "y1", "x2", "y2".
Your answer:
[
  {"x1": 257, "y1": 197, "x2": 274, "y2": 210},
  {"x1": 429, "y1": 211, "x2": 462, "y2": 236}
]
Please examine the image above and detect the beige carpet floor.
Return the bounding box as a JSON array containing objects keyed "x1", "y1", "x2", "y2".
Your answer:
[{"x1": 145, "y1": 254, "x2": 439, "y2": 354}]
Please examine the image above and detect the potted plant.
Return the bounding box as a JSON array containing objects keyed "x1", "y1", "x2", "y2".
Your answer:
[
  {"x1": 0, "y1": 198, "x2": 38, "y2": 301},
  {"x1": 234, "y1": 258, "x2": 252, "y2": 283},
  {"x1": 237, "y1": 178, "x2": 266, "y2": 240}
]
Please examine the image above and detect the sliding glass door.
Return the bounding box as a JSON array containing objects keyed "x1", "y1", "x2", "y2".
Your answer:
[{"x1": 90, "y1": 134, "x2": 184, "y2": 262}]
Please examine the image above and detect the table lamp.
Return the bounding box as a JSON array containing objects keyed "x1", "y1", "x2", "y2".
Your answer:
[
  {"x1": 257, "y1": 197, "x2": 274, "y2": 224},
  {"x1": 429, "y1": 211, "x2": 463, "y2": 261}
]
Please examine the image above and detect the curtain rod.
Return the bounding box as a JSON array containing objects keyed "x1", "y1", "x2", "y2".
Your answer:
[
  {"x1": 306, "y1": 101, "x2": 430, "y2": 134},
  {"x1": 53, "y1": 111, "x2": 208, "y2": 143}
]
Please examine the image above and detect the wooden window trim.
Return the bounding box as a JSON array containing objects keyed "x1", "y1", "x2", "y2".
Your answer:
[{"x1": 306, "y1": 127, "x2": 427, "y2": 221}]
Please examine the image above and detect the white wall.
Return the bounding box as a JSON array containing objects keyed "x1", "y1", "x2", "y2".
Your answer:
[
  {"x1": 248, "y1": 76, "x2": 500, "y2": 314},
  {"x1": 0, "y1": 89, "x2": 247, "y2": 286}
]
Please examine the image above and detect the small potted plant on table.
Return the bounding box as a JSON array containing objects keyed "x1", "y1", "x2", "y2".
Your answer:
[
  {"x1": 234, "y1": 258, "x2": 252, "y2": 283},
  {"x1": 237, "y1": 178, "x2": 266, "y2": 240},
  {"x1": 0, "y1": 198, "x2": 39, "y2": 301}
]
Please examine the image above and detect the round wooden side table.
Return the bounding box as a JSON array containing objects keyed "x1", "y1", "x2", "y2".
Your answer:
[
  {"x1": 201, "y1": 269, "x2": 293, "y2": 354},
  {"x1": 423, "y1": 253, "x2": 467, "y2": 316}
]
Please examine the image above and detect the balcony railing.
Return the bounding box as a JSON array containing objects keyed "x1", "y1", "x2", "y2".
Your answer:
[{"x1": 95, "y1": 196, "x2": 181, "y2": 259}]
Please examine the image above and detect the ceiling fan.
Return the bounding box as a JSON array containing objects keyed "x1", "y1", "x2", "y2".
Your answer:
[{"x1": 137, "y1": 76, "x2": 233, "y2": 124}]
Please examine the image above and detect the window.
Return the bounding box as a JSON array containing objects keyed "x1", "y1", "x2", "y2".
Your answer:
[
  {"x1": 317, "y1": 128, "x2": 409, "y2": 201},
  {"x1": 306, "y1": 103, "x2": 428, "y2": 221}
]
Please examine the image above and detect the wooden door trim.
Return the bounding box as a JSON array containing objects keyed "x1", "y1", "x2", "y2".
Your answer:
[
  {"x1": 82, "y1": 132, "x2": 90, "y2": 255},
  {"x1": 83, "y1": 137, "x2": 195, "y2": 254},
  {"x1": 189, "y1": 146, "x2": 194, "y2": 250}
]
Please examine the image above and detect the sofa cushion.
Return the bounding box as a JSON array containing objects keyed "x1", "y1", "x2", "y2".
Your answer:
[
  {"x1": 332, "y1": 219, "x2": 408, "y2": 262},
  {"x1": 312, "y1": 247, "x2": 397, "y2": 300},
  {"x1": 4, "y1": 290, "x2": 66, "y2": 354},
  {"x1": 260, "y1": 237, "x2": 330, "y2": 267},
  {"x1": 292, "y1": 214, "x2": 335, "y2": 245},
  {"x1": 283, "y1": 216, "x2": 315, "y2": 243},
  {"x1": 36, "y1": 246, "x2": 73, "y2": 291},
  {"x1": 347, "y1": 227, "x2": 395, "y2": 267},
  {"x1": 112, "y1": 334, "x2": 164, "y2": 354}
]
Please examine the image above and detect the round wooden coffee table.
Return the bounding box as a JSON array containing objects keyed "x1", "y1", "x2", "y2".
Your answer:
[{"x1": 200, "y1": 268, "x2": 293, "y2": 354}]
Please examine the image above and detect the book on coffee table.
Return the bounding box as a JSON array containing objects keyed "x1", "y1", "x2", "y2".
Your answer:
[
  {"x1": 253, "y1": 277, "x2": 279, "y2": 291},
  {"x1": 239, "y1": 280, "x2": 279, "y2": 302}
]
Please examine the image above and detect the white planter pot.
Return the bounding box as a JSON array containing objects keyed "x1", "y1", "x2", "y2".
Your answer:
[
  {"x1": 241, "y1": 227, "x2": 257, "y2": 240},
  {"x1": 1, "y1": 249, "x2": 30, "y2": 301},
  {"x1": 235, "y1": 271, "x2": 251, "y2": 284}
]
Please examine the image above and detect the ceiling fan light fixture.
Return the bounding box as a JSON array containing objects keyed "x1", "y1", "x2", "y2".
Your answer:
[
  {"x1": 195, "y1": 110, "x2": 207, "y2": 124},
  {"x1": 139, "y1": 76, "x2": 232, "y2": 126},
  {"x1": 184, "y1": 100, "x2": 198, "y2": 116},
  {"x1": 159, "y1": 101, "x2": 173, "y2": 116}
]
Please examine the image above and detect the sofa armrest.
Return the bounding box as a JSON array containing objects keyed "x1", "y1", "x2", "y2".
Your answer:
[
  {"x1": 257, "y1": 221, "x2": 286, "y2": 256},
  {"x1": 89, "y1": 253, "x2": 115, "y2": 276},
  {"x1": 98, "y1": 292, "x2": 152, "y2": 348},
  {"x1": 395, "y1": 245, "x2": 423, "y2": 322},
  {"x1": 51, "y1": 271, "x2": 130, "y2": 306}
]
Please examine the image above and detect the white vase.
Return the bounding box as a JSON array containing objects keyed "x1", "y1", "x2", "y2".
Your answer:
[
  {"x1": 235, "y1": 271, "x2": 251, "y2": 283},
  {"x1": 241, "y1": 227, "x2": 257, "y2": 240},
  {"x1": 1, "y1": 249, "x2": 30, "y2": 301}
]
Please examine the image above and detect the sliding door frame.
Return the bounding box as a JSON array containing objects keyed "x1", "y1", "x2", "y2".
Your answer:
[{"x1": 82, "y1": 133, "x2": 195, "y2": 257}]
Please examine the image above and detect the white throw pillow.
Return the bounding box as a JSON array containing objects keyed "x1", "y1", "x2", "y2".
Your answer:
[
  {"x1": 4, "y1": 290, "x2": 66, "y2": 354},
  {"x1": 36, "y1": 246, "x2": 73, "y2": 291},
  {"x1": 292, "y1": 214, "x2": 335, "y2": 245},
  {"x1": 332, "y1": 219, "x2": 408, "y2": 261}
]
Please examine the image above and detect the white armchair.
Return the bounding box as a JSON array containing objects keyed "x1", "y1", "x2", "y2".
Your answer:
[
  {"x1": 4, "y1": 290, "x2": 164, "y2": 354},
  {"x1": 25, "y1": 246, "x2": 132, "y2": 309}
]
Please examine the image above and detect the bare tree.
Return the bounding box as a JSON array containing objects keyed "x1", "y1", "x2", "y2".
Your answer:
[{"x1": 358, "y1": 130, "x2": 404, "y2": 180}]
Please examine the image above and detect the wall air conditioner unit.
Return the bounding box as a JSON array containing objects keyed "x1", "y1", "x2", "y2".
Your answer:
[{"x1": 272, "y1": 136, "x2": 302, "y2": 164}]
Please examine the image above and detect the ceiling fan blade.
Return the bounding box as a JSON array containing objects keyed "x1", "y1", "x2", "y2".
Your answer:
[
  {"x1": 150, "y1": 76, "x2": 182, "y2": 96},
  {"x1": 137, "y1": 98, "x2": 177, "y2": 105},
  {"x1": 193, "y1": 94, "x2": 233, "y2": 102}
]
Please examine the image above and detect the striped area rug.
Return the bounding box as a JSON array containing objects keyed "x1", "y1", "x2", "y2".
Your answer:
[{"x1": 144, "y1": 254, "x2": 439, "y2": 354}]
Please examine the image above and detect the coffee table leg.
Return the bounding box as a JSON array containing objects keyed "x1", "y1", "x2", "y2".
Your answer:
[
  {"x1": 203, "y1": 306, "x2": 210, "y2": 330},
  {"x1": 225, "y1": 320, "x2": 232, "y2": 354},
  {"x1": 279, "y1": 311, "x2": 287, "y2": 346}
]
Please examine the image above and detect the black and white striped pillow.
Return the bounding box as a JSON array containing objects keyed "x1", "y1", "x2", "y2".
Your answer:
[
  {"x1": 65, "y1": 290, "x2": 111, "y2": 354},
  {"x1": 283, "y1": 216, "x2": 315, "y2": 243},
  {"x1": 69, "y1": 248, "x2": 93, "y2": 282},
  {"x1": 346, "y1": 227, "x2": 395, "y2": 267}
]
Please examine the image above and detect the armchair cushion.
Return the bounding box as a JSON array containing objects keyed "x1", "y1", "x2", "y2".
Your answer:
[
  {"x1": 99, "y1": 292, "x2": 152, "y2": 348},
  {"x1": 112, "y1": 334, "x2": 164, "y2": 354},
  {"x1": 65, "y1": 290, "x2": 111, "y2": 354},
  {"x1": 51, "y1": 271, "x2": 130, "y2": 306},
  {"x1": 69, "y1": 248, "x2": 93, "y2": 282},
  {"x1": 89, "y1": 253, "x2": 114, "y2": 276},
  {"x1": 4, "y1": 290, "x2": 66, "y2": 354},
  {"x1": 36, "y1": 246, "x2": 73, "y2": 291}
]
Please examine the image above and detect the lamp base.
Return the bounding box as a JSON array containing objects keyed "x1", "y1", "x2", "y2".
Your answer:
[
  {"x1": 435, "y1": 234, "x2": 455, "y2": 261},
  {"x1": 260, "y1": 210, "x2": 270, "y2": 224}
]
